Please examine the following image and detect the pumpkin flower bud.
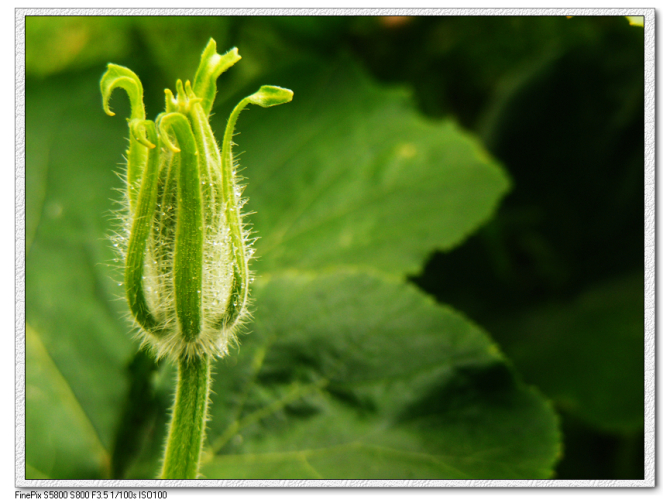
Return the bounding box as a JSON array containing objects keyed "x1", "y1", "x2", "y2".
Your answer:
[{"x1": 101, "y1": 39, "x2": 293, "y2": 361}]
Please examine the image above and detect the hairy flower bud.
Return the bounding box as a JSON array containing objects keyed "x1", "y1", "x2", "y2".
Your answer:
[{"x1": 101, "y1": 39, "x2": 292, "y2": 361}]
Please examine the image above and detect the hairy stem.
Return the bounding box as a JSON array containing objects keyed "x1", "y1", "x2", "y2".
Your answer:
[{"x1": 160, "y1": 356, "x2": 211, "y2": 479}]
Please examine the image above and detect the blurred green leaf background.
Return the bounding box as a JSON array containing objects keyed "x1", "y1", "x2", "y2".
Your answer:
[{"x1": 24, "y1": 15, "x2": 644, "y2": 480}]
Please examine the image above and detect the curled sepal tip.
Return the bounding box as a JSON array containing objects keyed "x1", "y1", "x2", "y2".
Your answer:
[
  {"x1": 100, "y1": 64, "x2": 146, "y2": 121},
  {"x1": 156, "y1": 112, "x2": 182, "y2": 153},
  {"x1": 129, "y1": 119, "x2": 157, "y2": 149},
  {"x1": 192, "y1": 39, "x2": 242, "y2": 116}
]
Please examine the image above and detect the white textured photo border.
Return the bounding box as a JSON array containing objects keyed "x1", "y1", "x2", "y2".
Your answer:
[{"x1": 15, "y1": 7, "x2": 656, "y2": 489}]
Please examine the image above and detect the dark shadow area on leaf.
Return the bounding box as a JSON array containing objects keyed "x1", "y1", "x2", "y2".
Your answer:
[{"x1": 397, "y1": 362, "x2": 517, "y2": 423}]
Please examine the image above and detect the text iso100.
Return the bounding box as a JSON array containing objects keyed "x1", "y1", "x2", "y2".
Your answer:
[{"x1": 138, "y1": 493, "x2": 167, "y2": 499}]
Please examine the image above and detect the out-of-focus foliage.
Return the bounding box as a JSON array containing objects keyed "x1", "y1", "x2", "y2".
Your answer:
[
  {"x1": 26, "y1": 17, "x2": 133, "y2": 78},
  {"x1": 25, "y1": 15, "x2": 644, "y2": 480}
]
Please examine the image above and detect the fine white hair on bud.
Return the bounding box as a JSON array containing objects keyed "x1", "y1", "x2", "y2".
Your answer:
[{"x1": 101, "y1": 39, "x2": 293, "y2": 362}]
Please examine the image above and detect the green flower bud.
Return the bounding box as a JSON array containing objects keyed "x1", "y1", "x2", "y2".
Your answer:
[{"x1": 101, "y1": 39, "x2": 292, "y2": 361}]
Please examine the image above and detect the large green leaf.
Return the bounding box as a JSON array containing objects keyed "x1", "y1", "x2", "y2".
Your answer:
[
  {"x1": 202, "y1": 272, "x2": 559, "y2": 479},
  {"x1": 224, "y1": 60, "x2": 510, "y2": 276},
  {"x1": 26, "y1": 325, "x2": 110, "y2": 479}
]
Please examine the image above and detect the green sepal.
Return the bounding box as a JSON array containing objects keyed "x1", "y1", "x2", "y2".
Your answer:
[
  {"x1": 100, "y1": 64, "x2": 146, "y2": 120},
  {"x1": 183, "y1": 83, "x2": 224, "y2": 228},
  {"x1": 164, "y1": 88, "x2": 177, "y2": 114},
  {"x1": 157, "y1": 113, "x2": 203, "y2": 343},
  {"x1": 247, "y1": 85, "x2": 294, "y2": 108},
  {"x1": 129, "y1": 119, "x2": 157, "y2": 149},
  {"x1": 101, "y1": 64, "x2": 149, "y2": 212},
  {"x1": 165, "y1": 80, "x2": 203, "y2": 115},
  {"x1": 124, "y1": 120, "x2": 162, "y2": 337},
  {"x1": 192, "y1": 39, "x2": 241, "y2": 117},
  {"x1": 151, "y1": 142, "x2": 179, "y2": 313},
  {"x1": 219, "y1": 86, "x2": 293, "y2": 328}
]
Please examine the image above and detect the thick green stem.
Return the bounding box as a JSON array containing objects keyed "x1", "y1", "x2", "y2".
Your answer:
[{"x1": 160, "y1": 356, "x2": 211, "y2": 479}]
